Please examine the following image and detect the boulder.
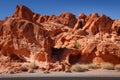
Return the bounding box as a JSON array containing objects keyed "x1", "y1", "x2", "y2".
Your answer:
[
  {"x1": 95, "y1": 41, "x2": 120, "y2": 64},
  {"x1": 112, "y1": 20, "x2": 120, "y2": 35},
  {"x1": 58, "y1": 12, "x2": 77, "y2": 28},
  {"x1": 82, "y1": 39, "x2": 99, "y2": 55},
  {"x1": 83, "y1": 13, "x2": 113, "y2": 35},
  {"x1": 0, "y1": 17, "x2": 54, "y2": 62}
]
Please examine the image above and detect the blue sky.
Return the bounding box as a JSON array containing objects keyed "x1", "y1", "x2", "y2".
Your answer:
[{"x1": 0, "y1": 0, "x2": 120, "y2": 20}]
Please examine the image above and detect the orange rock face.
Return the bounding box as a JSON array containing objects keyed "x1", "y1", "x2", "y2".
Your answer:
[
  {"x1": 112, "y1": 20, "x2": 120, "y2": 35},
  {"x1": 81, "y1": 13, "x2": 113, "y2": 35},
  {"x1": 58, "y1": 12, "x2": 77, "y2": 28},
  {"x1": 13, "y1": 5, "x2": 33, "y2": 21},
  {"x1": 0, "y1": 5, "x2": 120, "y2": 72}
]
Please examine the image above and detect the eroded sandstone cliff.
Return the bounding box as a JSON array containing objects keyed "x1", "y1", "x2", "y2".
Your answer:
[{"x1": 0, "y1": 5, "x2": 120, "y2": 72}]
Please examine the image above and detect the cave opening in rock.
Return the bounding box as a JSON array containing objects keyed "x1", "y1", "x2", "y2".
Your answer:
[
  {"x1": 69, "y1": 54, "x2": 81, "y2": 65},
  {"x1": 10, "y1": 54, "x2": 24, "y2": 62},
  {"x1": 79, "y1": 19, "x2": 83, "y2": 29},
  {"x1": 52, "y1": 48, "x2": 65, "y2": 61}
]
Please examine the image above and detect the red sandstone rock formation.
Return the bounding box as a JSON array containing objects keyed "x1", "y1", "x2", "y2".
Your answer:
[
  {"x1": 112, "y1": 20, "x2": 120, "y2": 35},
  {"x1": 0, "y1": 5, "x2": 120, "y2": 73},
  {"x1": 80, "y1": 13, "x2": 113, "y2": 35},
  {"x1": 74, "y1": 13, "x2": 86, "y2": 29},
  {"x1": 13, "y1": 5, "x2": 33, "y2": 21}
]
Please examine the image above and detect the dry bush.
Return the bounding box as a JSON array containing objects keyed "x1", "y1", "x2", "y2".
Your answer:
[
  {"x1": 114, "y1": 64, "x2": 120, "y2": 71},
  {"x1": 71, "y1": 64, "x2": 88, "y2": 72},
  {"x1": 30, "y1": 61, "x2": 38, "y2": 69},
  {"x1": 28, "y1": 69, "x2": 35, "y2": 73},
  {"x1": 101, "y1": 62, "x2": 114, "y2": 70},
  {"x1": 87, "y1": 63, "x2": 100, "y2": 69},
  {"x1": 20, "y1": 64, "x2": 28, "y2": 71}
]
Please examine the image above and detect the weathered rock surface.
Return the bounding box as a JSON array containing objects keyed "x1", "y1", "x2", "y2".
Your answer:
[
  {"x1": 13, "y1": 5, "x2": 33, "y2": 21},
  {"x1": 112, "y1": 20, "x2": 120, "y2": 35},
  {"x1": 0, "y1": 17, "x2": 55, "y2": 62},
  {"x1": 74, "y1": 13, "x2": 86, "y2": 29},
  {"x1": 0, "y1": 5, "x2": 120, "y2": 73},
  {"x1": 74, "y1": 13, "x2": 113, "y2": 35},
  {"x1": 57, "y1": 12, "x2": 77, "y2": 28}
]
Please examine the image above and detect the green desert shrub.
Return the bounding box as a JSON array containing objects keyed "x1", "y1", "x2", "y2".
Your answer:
[
  {"x1": 74, "y1": 40, "x2": 79, "y2": 49},
  {"x1": 114, "y1": 64, "x2": 120, "y2": 71},
  {"x1": 101, "y1": 62, "x2": 114, "y2": 70},
  {"x1": 71, "y1": 64, "x2": 88, "y2": 72}
]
